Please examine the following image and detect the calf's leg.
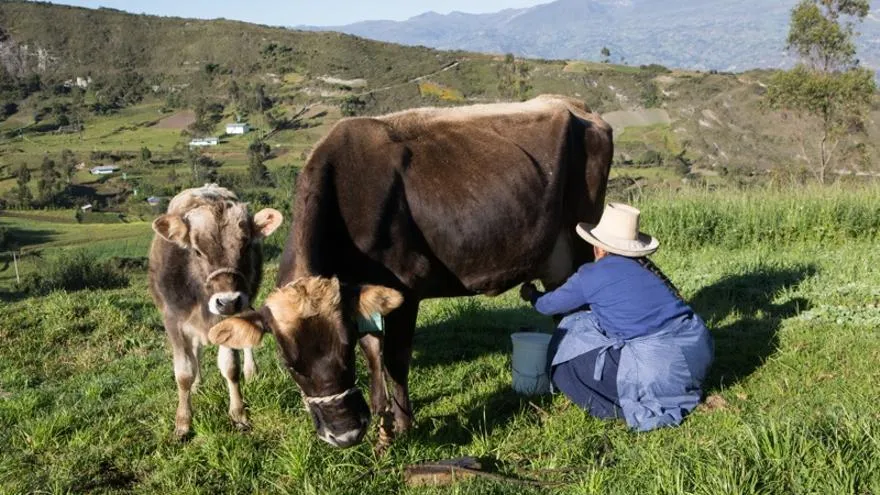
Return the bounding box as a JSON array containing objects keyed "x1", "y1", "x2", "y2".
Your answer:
[
  {"x1": 172, "y1": 342, "x2": 200, "y2": 439},
  {"x1": 242, "y1": 347, "x2": 257, "y2": 382},
  {"x1": 218, "y1": 345, "x2": 250, "y2": 430}
]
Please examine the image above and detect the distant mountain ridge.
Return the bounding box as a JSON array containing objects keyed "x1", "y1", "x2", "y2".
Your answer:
[{"x1": 309, "y1": 0, "x2": 880, "y2": 73}]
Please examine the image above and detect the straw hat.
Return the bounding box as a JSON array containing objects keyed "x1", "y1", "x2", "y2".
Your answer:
[{"x1": 576, "y1": 203, "x2": 659, "y2": 257}]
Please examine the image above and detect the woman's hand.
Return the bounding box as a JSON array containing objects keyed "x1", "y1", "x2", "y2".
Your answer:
[{"x1": 520, "y1": 282, "x2": 540, "y2": 304}]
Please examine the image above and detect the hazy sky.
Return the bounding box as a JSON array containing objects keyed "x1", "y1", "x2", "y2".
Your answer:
[{"x1": 47, "y1": 0, "x2": 551, "y2": 26}]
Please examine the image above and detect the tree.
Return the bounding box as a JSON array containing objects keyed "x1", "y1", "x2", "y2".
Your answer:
[
  {"x1": 188, "y1": 150, "x2": 221, "y2": 184},
  {"x1": 189, "y1": 99, "x2": 224, "y2": 135},
  {"x1": 765, "y1": 0, "x2": 876, "y2": 183},
  {"x1": 340, "y1": 95, "x2": 366, "y2": 117},
  {"x1": 497, "y1": 53, "x2": 531, "y2": 101},
  {"x1": 247, "y1": 138, "x2": 272, "y2": 186},
  {"x1": 601, "y1": 46, "x2": 611, "y2": 63},
  {"x1": 14, "y1": 163, "x2": 32, "y2": 206},
  {"x1": 60, "y1": 149, "x2": 76, "y2": 184},
  {"x1": 37, "y1": 156, "x2": 63, "y2": 205},
  {"x1": 251, "y1": 84, "x2": 272, "y2": 114}
]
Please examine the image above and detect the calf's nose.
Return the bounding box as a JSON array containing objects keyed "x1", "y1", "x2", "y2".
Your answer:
[{"x1": 209, "y1": 292, "x2": 248, "y2": 316}]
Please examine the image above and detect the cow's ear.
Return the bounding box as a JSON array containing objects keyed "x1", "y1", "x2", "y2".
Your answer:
[
  {"x1": 208, "y1": 310, "x2": 266, "y2": 349},
  {"x1": 358, "y1": 285, "x2": 404, "y2": 317},
  {"x1": 253, "y1": 208, "x2": 283, "y2": 239},
  {"x1": 152, "y1": 214, "x2": 189, "y2": 247}
]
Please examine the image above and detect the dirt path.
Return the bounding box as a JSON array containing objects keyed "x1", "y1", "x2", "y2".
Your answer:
[
  {"x1": 601, "y1": 109, "x2": 672, "y2": 136},
  {"x1": 155, "y1": 110, "x2": 196, "y2": 130},
  {"x1": 351, "y1": 61, "x2": 461, "y2": 97}
]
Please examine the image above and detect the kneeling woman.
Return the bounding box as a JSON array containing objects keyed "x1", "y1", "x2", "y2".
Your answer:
[{"x1": 520, "y1": 203, "x2": 714, "y2": 431}]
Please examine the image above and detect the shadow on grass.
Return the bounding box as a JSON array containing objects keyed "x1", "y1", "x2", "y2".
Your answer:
[
  {"x1": 410, "y1": 385, "x2": 556, "y2": 448},
  {"x1": 412, "y1": 305, "x2": 551, "y2": 370},
  {"x1": 0, "y1": 226, "x2": 56, "y2": 250},
  {"x1": 407, "y1": 265, "x2": 816, "y2": 445},
  {"x1": 409, "y1": 305, "x2": 556, "y2": 446},
  {"x1": 689, "y1": 265, "x2": 816, "y2": 391}
]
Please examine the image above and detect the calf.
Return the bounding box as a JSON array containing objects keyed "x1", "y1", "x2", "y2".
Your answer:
[{"x1": 148, "y1": 184, "x2": 282, "y2": 438}]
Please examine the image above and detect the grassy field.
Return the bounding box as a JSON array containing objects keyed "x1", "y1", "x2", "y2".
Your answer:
[
  {"x1": 0, "y1": 186, "x2": 878, "y2": 494},
  {"x1": 0, "y1": 212, "x2": 152, "y2": 288}
]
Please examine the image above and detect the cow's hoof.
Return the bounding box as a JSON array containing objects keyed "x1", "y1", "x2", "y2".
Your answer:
[
  {"x1": 174, "y1": 427, "x2": 193, "y2": 442},
  {"x1": 375, "y1": 415, "x2": 394, "y2": 456},
  {"x1": 374, "y1": 432, "x2": 393, "y2": 457},
  {"x1": 373, "y1": 442, "x2": 390, "y2": 457},
  {"x1": 232, "y1": 419, "x2": 252, "y2": 432}
]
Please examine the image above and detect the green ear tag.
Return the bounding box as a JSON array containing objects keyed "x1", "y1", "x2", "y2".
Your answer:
[{"x1": 357, "y1": 312, "x2": 384, "y2": 334}]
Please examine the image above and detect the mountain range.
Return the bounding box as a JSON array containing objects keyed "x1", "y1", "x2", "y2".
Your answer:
[{"x1": 309, "y1": 0, "x2": 880, "y2": 73}]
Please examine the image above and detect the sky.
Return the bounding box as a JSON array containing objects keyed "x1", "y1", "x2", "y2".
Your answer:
[{"x1": 46, "y1": 0, "x2": 551, "y2": 26}]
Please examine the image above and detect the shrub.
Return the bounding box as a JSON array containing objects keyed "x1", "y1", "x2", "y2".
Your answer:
[
  {"x1": 636, "y1": 150, "x2": 663, "y2": 166},
  {"x1": 108, "y1": 256, "x2": 148, "y2": 272},
  {"x1": 19, "y1": 251, "x2": 129, "y2": 295}
]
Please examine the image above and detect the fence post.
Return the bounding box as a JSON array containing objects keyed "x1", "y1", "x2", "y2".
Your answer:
[{"x1": 12, "y1": 250, "x2": 20, "y2": 284}]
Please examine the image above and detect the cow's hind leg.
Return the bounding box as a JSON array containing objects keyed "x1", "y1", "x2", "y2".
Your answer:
[
  {"x1": 218, "y1": 345, "x2": 250, "y2": 430},
  {"x1": 383, "y1": 300, "x2": 419, "y2": 435},
  {"x1": 242, "y1": 348, "x2": 257, "y2": 382}
]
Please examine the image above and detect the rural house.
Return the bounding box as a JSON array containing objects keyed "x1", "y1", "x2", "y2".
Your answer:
[
  {"x1": 189, "y1": 137, "x2": 219, "y2": 147},
  {"x1": 225, "y1": 123, "x2": 250, "y2": 135},
  {"x1": 90, "y1": 165, "x2": 119, "y2": 175}
]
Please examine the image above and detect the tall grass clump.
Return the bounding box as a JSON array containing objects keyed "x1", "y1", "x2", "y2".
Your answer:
[
  {"x1": 19, "y1": 251, "x2": 129, "y2": 295},
  {"x1": 636, "y1": 184, "x2": 880, "y2": 250}
]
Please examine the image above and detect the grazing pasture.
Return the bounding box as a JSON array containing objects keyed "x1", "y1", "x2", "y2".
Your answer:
[{"x1": 0, "y1": 186, "x2": 878, "y2": 494}]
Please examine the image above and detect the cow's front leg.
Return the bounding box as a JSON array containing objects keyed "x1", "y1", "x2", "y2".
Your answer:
[
  {"x1": 383, "y1": 301, "x2": 419, "y2": 435},
  {"x1": 359, "y1": 333, "x2": 394, "y2": 452},
  {"x1": 218, "y1": 345, "x2": 250, "y2": 430},
  {"x1": 359, "y1": 333, "x2": 390, "y2": 414},
  {"x1": 242, "y1": 347, "x2": 257, "y2": 382},
  {"x1": 171, "y1": 343, "x2": 200, "y2": 440}
]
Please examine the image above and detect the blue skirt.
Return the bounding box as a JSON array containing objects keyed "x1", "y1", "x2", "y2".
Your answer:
[
  {"x1": 550, "y1": 345, "x2": 623, "y2": 419},
  {"x1": 546, "y1": 310, "x2": 714, "y2": 430}
]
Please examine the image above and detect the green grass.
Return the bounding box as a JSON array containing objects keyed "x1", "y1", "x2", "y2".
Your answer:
[
  {"x1": 0, "y1": 213, "x2": 152, "y2": 288},
  {"x1": 0, "y1": 186, "x2": 878, "y2": 493}
]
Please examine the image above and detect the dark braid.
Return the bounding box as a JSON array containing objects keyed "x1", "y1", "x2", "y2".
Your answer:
[{"x1": 636, "y1": 257, "x2": 683, "y2": 301}]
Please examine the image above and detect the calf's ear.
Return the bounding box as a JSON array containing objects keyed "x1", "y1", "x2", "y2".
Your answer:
[
  {"x1": 209, "y1": 310, "x2": 266, "y2": 349},
  {"x1": 358, "y1": 285, "x2": 404, "y2": 317},
  {"x1": 253, "y1": 208, "x2": 284, "y2": 239},
  {"x1": 152, "y1": 214, "x2": 189, "y2": 247}
]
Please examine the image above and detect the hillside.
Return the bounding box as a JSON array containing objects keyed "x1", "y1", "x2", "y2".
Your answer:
[
  {"x1": 316, "y1": 0, "x2": 880, "y2": 75},
  {"x1": 0, "y1": 2, "x2": 459, "y2": 86}
]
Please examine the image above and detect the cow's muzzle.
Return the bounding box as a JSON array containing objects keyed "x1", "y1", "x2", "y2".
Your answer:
[
  {"x1": 304, "y1": 388, "x2": 370, "y2": 448},
  {"x1": 205, "y1": 268, "x2": 249, "y2": 316},
  {"x1": 208, "y1": 291, "x2": 248, "y2": 316}
]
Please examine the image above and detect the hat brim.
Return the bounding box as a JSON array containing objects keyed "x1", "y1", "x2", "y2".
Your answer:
[{"x1": 576, "y1": 222, "x2": 659, "y2": 257}]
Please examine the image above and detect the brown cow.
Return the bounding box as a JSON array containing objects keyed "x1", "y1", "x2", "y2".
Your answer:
[
  {"x1": 149, "y1": 184, "x2": 283, "y2": 439},
  {"x1": 210, "y1": 95, "x2": 612, "y2": 448}
]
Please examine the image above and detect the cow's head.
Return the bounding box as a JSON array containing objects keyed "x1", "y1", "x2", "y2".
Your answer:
[
  {"x1": 152, "y1": 202, "x2": 283, "y2": 316},
  {"x1": 207, "y1": 276, "x2": 403, "y2": 448}
]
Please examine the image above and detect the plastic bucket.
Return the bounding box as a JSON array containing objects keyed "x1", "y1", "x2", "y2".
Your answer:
[{"x1": 510, "y1": 332, "x2": 552, "y2": 395}]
